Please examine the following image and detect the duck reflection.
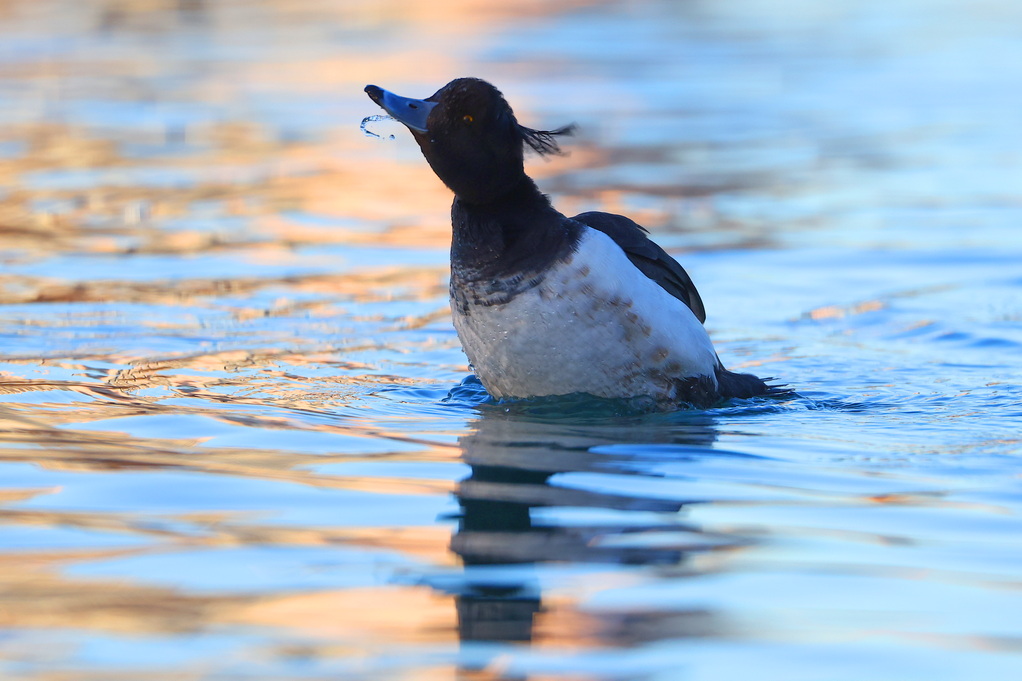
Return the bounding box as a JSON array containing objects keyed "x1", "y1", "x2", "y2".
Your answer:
[{"x1": 449, "y1": 404, "x2": 721, "y2": 644}]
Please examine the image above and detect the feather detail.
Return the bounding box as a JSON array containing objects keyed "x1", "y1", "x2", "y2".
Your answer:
[{"x1": 520, "y1": 123, "x2": 577, "y2": 156}]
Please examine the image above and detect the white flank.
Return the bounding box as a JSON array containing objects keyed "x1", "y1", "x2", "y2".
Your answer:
[{"x1": 452, "y1": 228, "x2": 719, "y2": 400}]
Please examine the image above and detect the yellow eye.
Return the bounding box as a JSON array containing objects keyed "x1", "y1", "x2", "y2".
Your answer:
[{"x1": 462, "y1": 114, "x2": 474, "y2": 124}]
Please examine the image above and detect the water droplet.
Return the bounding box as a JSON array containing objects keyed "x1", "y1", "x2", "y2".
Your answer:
[{"x1": 360, "y1": 114, "x2": 397, "y2": 140}]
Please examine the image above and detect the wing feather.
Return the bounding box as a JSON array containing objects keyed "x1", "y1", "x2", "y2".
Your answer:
[{"x1": 571, "y1": 211, "x2": 707, "y2": 323}]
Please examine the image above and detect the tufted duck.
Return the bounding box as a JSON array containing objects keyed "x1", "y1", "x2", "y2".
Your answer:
[{"x1": 365, "y1": 78, "x2": 781, "y2": 407}]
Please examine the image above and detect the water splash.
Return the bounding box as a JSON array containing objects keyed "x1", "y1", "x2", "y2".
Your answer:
[{"x1": 360, "y1": 113, "x2": 397, "y2": 140}]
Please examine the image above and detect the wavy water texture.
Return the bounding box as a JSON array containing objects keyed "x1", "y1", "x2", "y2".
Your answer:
[{"x1": 1, "y1": 1, "x2": 1021, "y2": 680}]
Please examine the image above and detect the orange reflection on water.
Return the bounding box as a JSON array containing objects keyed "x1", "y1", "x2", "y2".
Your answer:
[
  {"x1": 0, "y1": 0, "x2": 699, "y2": 677},
  {"x1": 0, "y1": 548, "x2": 242, "y2": 635},
  {"x1": 231, "y1": 585, "x2": 455, "y2": 642}
]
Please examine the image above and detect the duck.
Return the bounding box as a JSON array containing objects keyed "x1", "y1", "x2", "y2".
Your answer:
[{"x1": 365, "y1": 77, "x2": 781, "y2": 407}]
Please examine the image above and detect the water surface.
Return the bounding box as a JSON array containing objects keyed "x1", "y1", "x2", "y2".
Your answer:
[{"x1": 1, "y1": 1, "x2": 1021, "y2": 679}]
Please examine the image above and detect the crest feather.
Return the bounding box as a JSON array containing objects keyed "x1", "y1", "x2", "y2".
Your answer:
[{"x1": 520, "y1": 123, "x2": 577, "y2": 156}]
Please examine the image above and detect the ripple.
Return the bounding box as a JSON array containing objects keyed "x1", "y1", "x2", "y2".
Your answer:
[{"x1": 2, "y1": 0, "x2": 1022, "y2": 679}]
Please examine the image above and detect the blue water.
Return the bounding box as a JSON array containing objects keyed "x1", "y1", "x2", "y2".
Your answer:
[{"x1": 1, "y1": 1, "x2": 1021, "y2": 679}]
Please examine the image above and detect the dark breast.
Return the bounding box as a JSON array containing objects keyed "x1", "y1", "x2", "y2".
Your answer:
[
  {"x1": 449, "y1": 267, "x2": 549, "y2": 314},
  {"x1": 449, "y1": 187, "x2": 583, "y2": 314}
]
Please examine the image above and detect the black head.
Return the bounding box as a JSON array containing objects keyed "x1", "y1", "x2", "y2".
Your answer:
[{"x1": 365, "y1": 78, "x2": 574, "y2": 204}]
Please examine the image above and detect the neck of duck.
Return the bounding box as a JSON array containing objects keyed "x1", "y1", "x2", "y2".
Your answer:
[{"x1": 450, "y1": 176, "x2": 579, "y2": 284}]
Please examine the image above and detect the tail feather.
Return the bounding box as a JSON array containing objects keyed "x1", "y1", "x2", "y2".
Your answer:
[{"x1": 714, "y1": 364, "x2": 792, "y2": 401}]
